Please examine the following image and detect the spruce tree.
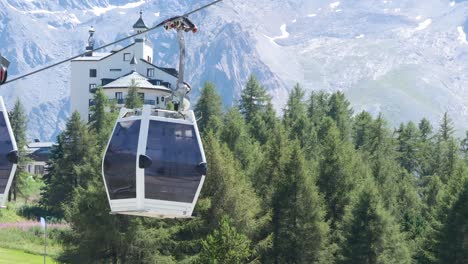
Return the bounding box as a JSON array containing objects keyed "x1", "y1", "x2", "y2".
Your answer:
[
  {"x1": 202, "y1": 133, "x2": 262, "y2": 237},
  {"x1": 271, "y1": 143, "x2": 332, "y2": 264},
  {"x1": 197, "y1": 216, "x2": 251, "y2": 264},
  {"x1": 317, "y1": 117, "x2": 364, "y2": 228},
  {"x1": 339, "y1": 182, "x2": 411, "y2": 264},
  {"x1": 41, "y1": 112, "x2": 96, "y2": 217},
  {"x1": 283, "y1": 84, "x2": 313, "y2": 148},
  {"x1": 239, "y1": 75, "x2": 269, "y2": 123},
  {"x1": 352, "y1": 111, "x2": 373, "y2": 150},
  {"x1": 194, "y1": 81, "x2": 223, "y2": 134},
  {"x1": 419, "y1": 118, "x2": 433, "y2": 141},
  {"x1": 125, "y1": 80, "x2": 143, "y2": 109},
  {"x1": 7, "y1": 99, "x2": 29, "y2": 201},
  {"x1": 327, "y1": 91, "x2": 353, "y2": 140},
  {"x1": 396, "y1": 122, "x2": 420, "y2": 174},
  {"x1": 436, "y1": 178, "x2": 468, "y2": 264},
  {"x1": 438, "y1": 112, "x2": 454, "y2": 142},
  {"x1": 308, "y1": 91, "x2": 330, "y2": 127},
  {"x1": 89, "y1": 87, "x2": 115, "y2": 147}
]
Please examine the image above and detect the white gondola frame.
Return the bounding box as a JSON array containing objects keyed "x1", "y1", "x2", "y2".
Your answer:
[
  {"x1": 0, "y1": 97, "x2": 18, "y2": 208},
  {"x1": 102, "y1": 105, "x2": 206, "y2": 218}
]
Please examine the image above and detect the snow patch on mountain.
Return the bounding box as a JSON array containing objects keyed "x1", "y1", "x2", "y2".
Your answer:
[
  {"x1": 457, "y1": 26, "x2": 468, "y2": 44},
  {"x1": 330, "y1": 2, "x2": 340, "y2": 9},
  {"x1": 87, "y1": 0, "x2": 145, "y2": 16},
  {"x1": 416, "y1": 19, "x2": 432, "y2": 30}
]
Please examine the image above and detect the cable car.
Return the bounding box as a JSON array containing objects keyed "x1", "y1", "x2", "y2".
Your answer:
[
  {"x1": 102, "y1": 15, "x2": 209, "y2": 218},
  {"x1": 0, "y1": 96, "x2": 18, "y2": 208},
  {"x1": 102, "y1": 106, "x2": 206, "y2": 218}
]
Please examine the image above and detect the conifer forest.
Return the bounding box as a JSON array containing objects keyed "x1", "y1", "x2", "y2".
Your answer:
[{"x1": 4, "y1": 75, "x2": 468, "y2": 263}]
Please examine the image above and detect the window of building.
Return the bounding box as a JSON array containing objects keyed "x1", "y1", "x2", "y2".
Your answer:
[
  {"x1": 89, "y1": 83, "x2": 97, "y2": 92},
  {"x1": 147, "y1": 68, "x2": 155, "y2": 77},
  {"x1": 110, "y1": 69, "x2": 122, "y2": 72},
  {"x1": 34, "y1": 165, "x2": 44, "y2": 175},
  {"x1": 156, "y1": 97, "x2": 159, "y2": 104},
  {"x1": 161, "y1": 96, "x2": 165, "y2": 102},
  {"x1": 147, "y1": 56, "x2": 152, "y2": 63},
  {"x1": 123, "y1": 53, "x2": 131, "y2": 61},
  {"x1": 89, "y1": 69, "x2": 97, "y2": 77},
  {"x1": 115, "y1": 92, "x2": 123, "y2": 99},
  {"x1": 89, "y1": 99, "x2": 95, "y2": 106}
]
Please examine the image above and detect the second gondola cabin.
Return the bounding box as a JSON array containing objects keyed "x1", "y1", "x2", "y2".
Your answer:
[{"x1": 102, "y1": 105, "x2": 206, "y2": 218}]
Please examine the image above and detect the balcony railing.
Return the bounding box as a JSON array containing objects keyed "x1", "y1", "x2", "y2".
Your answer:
[{"x1": 144, "y1": 100, "x2": 156, "y2": 105}]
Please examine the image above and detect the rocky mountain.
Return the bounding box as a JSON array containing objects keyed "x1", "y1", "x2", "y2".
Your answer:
[{"x1": 0, "y1": 0, "x2": 467, "y2": 140}]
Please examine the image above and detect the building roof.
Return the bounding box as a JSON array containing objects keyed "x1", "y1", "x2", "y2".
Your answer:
[
  {"x1": 140, "y1": 59, "x2": 179, "y2": 78},
  {"x1": 27, "y1": 142, "x2": 54, "y2": 149},
  {"x1": 102, "y1": 71, "x2": 172, "y2": 92},
  {"x1": 72, "y1": 43, "x2": 136, "y2": 62},
  {"x1": 133, "y1": 12, "x2": 148, "y2": 29},
  {"x1": 26, "y1": 142, "x2": 55, "y2": 162},
  {"x1": 72, "y1": 52, "x2": 112, "y2": 61}
]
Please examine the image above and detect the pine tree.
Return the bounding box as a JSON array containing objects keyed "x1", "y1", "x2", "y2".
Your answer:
[
  {"x1": 396, "y1": 122, "x2": 420, "y2": 174},
  {"x1": 89, "y1": 87, "x2": 115, "y2": 147},
  {"x1": 248, "y1": 101, "x2": 277, "y2": 145},
  {"x1": 317, "y1": 117, "x2": 364, "y2": 228},
  {"x1": 271, "y1": 143, "x2": 332, "y2": 264},
  {"x1": 339, "y1": 182, "x2": 412, "y2": 264},
  {"x1": 194, "y1": 81, "x2": 223, "y2": 134},
  {"x1": 438, "y1": 112, "x2": 454, "y2": 142},
  {"x1": 41, "y1": 112, "x2": 97, "y2": 217},
  {"x1": 419, "y1": 118, "x2": 433, "y2": 141},
  {"x1": 283, "y1": 84, "x2": 313, "y2": 147},
  {"x1": 239, "y1": 75, "x2": 269, "y2": 123},
  {"x1": 461, "y1": 131, "x2": 468, "y2": 158},
  {"x1": 202, "y1": 133, "x2": 262, "y2": 238},
  {"x1": 352, "y1": 111, "x2": 373, "y2": 150},
  {"x1": 327, "y1": 91, "x2": 353, "y2": 140},
  {"x1": 125, "y1": 80, "x2": 143, "y2": 109},
  {"x1": 197, "y1": 216, "x2": 251, "y2": 264},
  {"x1": 8, "y1": 99, "x2": 29, "y2": 201},
  {"x1": 308, "y1": 91, "x2": 330, "y2": 127},
  {"x1": 436, "y1": 178, "x2": 468, "y2": 264}
]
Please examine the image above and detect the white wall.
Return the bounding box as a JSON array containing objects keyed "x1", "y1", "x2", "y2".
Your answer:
[{"x1": 70, "y1": 39, "x2": 178, "y2": 121}]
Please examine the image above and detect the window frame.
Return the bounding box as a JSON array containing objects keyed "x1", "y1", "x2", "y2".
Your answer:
[
  {"x1": 123, "y1": 53, "x2": 131, "y2": 61},
  {"x1": 89, "y1": 69, "x2": 97, "y2": 78}
]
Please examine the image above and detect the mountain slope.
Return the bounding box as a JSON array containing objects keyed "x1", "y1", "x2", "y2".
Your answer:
[{"x1": 0, "y1": 0, "x2": 467, "y2": 140}]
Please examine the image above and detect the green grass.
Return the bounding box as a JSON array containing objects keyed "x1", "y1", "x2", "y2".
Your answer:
[
  {"x1": 0, "y1": 207, "x2": 24, "y2": 223},
  {"x1": 0, "y1": 247, "x2": 57, "y2": 264},
  {"x1": 0, "y1": 227, "x2": 64, "y2": 257}
]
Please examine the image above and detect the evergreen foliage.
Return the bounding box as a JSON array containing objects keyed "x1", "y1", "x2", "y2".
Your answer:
[
  {"x1": 239, "y1": 75, "x2": 270, "y2": 123},
  {"x1": 125, "y1": 80, "x2": 143, "y2": 109},
  {"x1": 339, "y1": 182, "x2": 411, "y2": 264},
  {"x1": 40, "y1": 112, "x2": 96, "y2": 217},
  {"x1": 194, "y1": 82, "x2": 223, "y2": 134},
  {"x1": 198, "y1": 216, "x2": 251, "y2": 264},
  {"x1": 7, "y1": 99, "x2": 29, "y2": 201},
  {"x1": 34, "y1": 74, "x2": 468, "y2": 264},
  {"x1": 271, "y1": 143, "x2": 332, "y2": 264}
]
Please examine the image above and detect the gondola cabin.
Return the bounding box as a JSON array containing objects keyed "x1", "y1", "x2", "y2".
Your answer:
[
  {"x1": 0, "y1": 97, "x2": 18, "y2": 208},
  {"x1": 102, "y1": 105, "x2": 206, "y2": 218}
]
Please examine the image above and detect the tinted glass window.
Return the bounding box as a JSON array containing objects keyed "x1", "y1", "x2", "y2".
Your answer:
[
  {"x1": 103, "y1": 120, "x2": 140, "y2": 199},
  {"x1": 0, "y1": 112, "x2": 14, "y2": 194},
  {"x1": 145, "y1": 121, "x2": 203, "y2": 203}
]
